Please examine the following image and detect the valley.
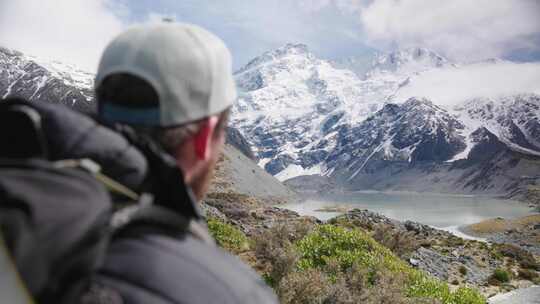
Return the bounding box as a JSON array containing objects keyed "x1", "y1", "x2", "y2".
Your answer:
[{"x1": 2, "y1": 44, "x2": 539, "y2": 303}]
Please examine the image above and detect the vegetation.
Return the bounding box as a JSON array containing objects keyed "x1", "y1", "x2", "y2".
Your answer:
[
  {"x1": 488, "y1": 268, "x2": 510, "y2": 285},
  {"x1": 458, "y1": 265, "x2": 468, "y2": 276},
  {"x1": 518, "y1": 268, "x2": 538, "y2": 281},
  {"x1": 207, "y1": 217, "x2": 250, "y2": 254},
  {"x1": 371, "y1": 224, "x2": 418, "y2": 258},
  {"x1": 495, "y1": 243, "x2": 539, "y2": 270},
  {"x1": 255, "y1": 224, "x2": 485, "y2": 304},
  {"x1": 204, "y1": 190, "x2": 540, "y2": 303}
]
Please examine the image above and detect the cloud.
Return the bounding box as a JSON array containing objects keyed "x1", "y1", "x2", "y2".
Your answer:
[
  {"x1": 0, "y1": 0, "x2": 127, "y2": 72},
  {"x1": 394, "y1": 61, "x2": 540, "y2": 106},
  {"x1": 359, "y1": 0, "x2": 540, "y2": 61}
]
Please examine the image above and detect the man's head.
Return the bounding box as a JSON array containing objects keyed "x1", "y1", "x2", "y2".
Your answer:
[{"x1": 94, "y1": 23, "x2": 236, "y2": 201}]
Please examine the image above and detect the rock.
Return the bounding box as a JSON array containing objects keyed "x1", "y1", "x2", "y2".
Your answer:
[
  {"x1": 200, "y1": 203, "x2": 227, "y2": 221},
  {"x1": 411, "y1": 247, "x2": 452, "y2": 280},
  {"x1": 226, "y1": 127, "x2": 257, "y2": 161},
  {"x1": 409, "y1": 258, "x2": 420, "y2": 267},
  {"x1": 404, "y1": 220, "x2": 432, "y2": 234}
]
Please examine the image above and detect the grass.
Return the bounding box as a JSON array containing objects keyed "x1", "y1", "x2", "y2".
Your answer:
[
  {"x1": 207, "y1": 217, "x2": 250, "y2": 254},
  {"x1": 467, "y1": 214, "x2": 540, "y2": 234}
]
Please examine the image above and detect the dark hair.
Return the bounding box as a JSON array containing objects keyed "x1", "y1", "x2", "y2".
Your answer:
[{"x1": 96, "y1": 73, "x2": 229, "y2": 154}]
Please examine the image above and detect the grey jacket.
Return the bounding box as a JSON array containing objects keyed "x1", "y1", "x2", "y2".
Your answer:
[{"x1": 95, "y1": 231, "x2": 278, "y2": 304}]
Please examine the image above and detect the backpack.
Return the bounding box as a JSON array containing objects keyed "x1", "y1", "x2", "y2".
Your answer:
[{"x1": 0, "y1": 99, "x2": 209, "y2": 303}]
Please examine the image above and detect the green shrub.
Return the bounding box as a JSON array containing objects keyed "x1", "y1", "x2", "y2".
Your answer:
[
  {"x1": 459, "y1": 265, "x2": 468, "y2": 276},
  {"x1": 207, "y1": 218, "x2": 249, "y2": 253},
  {"x1": 372, "y1": 224, "x2": 418, "y2": 258},
  {"x1": 294, "y1": 225, "x2": 485, "y2": 304},
  {"x1": 489, "y1": 268, "x2": 510, "y2": 285}
]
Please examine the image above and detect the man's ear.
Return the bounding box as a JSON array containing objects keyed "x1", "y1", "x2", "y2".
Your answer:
[{"x1": 193, "y1": 116, "x2": 219, "y2": 160}]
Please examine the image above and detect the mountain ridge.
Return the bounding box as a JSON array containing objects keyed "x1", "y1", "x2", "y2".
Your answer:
[
  {"x1": 233, "y1": 43, "x2": 540, "y2": 197},
  {"x1": 2, "y1": 44, "x2": 539, "y2": 198}
]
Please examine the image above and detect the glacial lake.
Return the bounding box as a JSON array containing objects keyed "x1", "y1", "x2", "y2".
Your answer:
[{"x1": 282, "y1": 191, "x2": 536, "y2": 237}]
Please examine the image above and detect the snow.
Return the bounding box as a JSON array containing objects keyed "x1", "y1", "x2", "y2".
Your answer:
[
  {"x1": 1, "y1": 47, "x2": 93, "y2": 105},
  {"x1": 29, "y1": 75, "x2": 50, "y2": 99},
  {"x1": 450, "y1": 94, "x2": 540, "y2": 160},
  {"x1": 30, "y1": 56, "x2": 94, "y2": 91},
  {"x1": 275, "y1": 163, "x2": 322, "y2": 182},
  {"x1": 4, "y1": 44, "x2": 540, "y2": 179}
]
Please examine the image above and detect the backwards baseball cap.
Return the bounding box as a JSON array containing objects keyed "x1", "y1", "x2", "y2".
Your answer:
[{"x1": 95, "y1": 23, "x2": 237, "y2": 127}]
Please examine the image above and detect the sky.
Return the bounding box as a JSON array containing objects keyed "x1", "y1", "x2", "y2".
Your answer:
[{"x1": 0, "y1": 0, "x2": 539, "y2": 72}]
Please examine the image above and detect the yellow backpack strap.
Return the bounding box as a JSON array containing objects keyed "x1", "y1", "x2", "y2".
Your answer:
[{"x1": 0, "y1": 233, "x2": 35, "y2": 304}]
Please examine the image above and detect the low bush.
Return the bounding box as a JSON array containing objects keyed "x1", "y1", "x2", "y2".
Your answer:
[
  {"x1": 207, "y1": 218, "x2": 250, "y2": 254},
  {"x1": 459, "y1": 265, "x2": 468, "y2": 276},
  {"x1": 294, "y1": 225, "x2": 485, "y2": 304},
  {"x1": 372, "y1": 224, "x2": 418, "y2": 258},
  {"x1": 252, "y1": 220, "x2": 315, "y2": 287},
  {"x1": 496, "y1": 244, "x2": 539, "y2": 270},
  {"x1": 488, "y1": 268, "x2": 510, "y2": 285}
]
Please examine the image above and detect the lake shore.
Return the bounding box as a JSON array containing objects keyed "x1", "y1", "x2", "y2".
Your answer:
[
  {"x1": 283, "y1": 190, "x2": 535, "y2": 231},
  {"x1": 460, "y1": 214, "x2": 540, "y2": 256}
]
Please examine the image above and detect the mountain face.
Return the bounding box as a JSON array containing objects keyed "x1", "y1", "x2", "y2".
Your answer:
[
  {"x1": 452, "y1": 94, "x2": 540, "y2": 157},
  {"x1": 3, "y1": 44, "x2": 539, "y2": 197},
  {"x1": 233, "y1": 44, "x2": 540, "y2": 196},
  {"x1": 325, "y1": 98, "x2": 466, "y2": 182},
  {"x1": 233, "y1": 43, "x2": 383, "y2": 180},
  {"x1": 367, "y1": 47, "x2": 451, "y2": 77},
  {"x1": 0, "y1": 47, "x2": 95, "y2": 112},
  {"x1": 0, "y1": 46, "x2": 256, "y2": 160}
]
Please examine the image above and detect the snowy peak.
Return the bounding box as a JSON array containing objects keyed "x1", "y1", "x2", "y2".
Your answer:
[
  {"x1": 401, "y1": 97, "x2": 446, "y2": 113},
  {"x1": 234, "y1": 43, "x2": 321, "y2": 93},
  {"x1": 453, "y1": 94, "x2": 540, "y2": 157},
  {"x1": 369, "y1": 47, "x2": 450, "y2": 76},
  {"x1": 325, "y1": 97, "x2": 467, "y2": 180},
  {"x1": 0, "y1": 47, "x2": 94, "y2": 112},
  {"x1": 236, "y1": 43, "x2": 311, "y2": 75}
]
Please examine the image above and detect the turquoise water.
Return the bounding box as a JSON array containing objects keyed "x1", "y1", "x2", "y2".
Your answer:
[{"x1": 282, "y1": 191, "x2": 536, "y2": 230}]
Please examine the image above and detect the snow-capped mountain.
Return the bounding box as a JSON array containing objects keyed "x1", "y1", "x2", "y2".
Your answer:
[
  {"x1": 0, "y1": 47, "x2": 95, "y2": 112},
  {"x1": 0, "y1": 46, "x2": 256, "y2": 159},
  {"x1": 452, "y1": 94, "x2": 540, "y2": 158},
  {"x1": 3, "y1": 43, "x2": 539, "y2": 196},
  {"x1": 368, "y1": 47, "x2": 451, "y2": 77},
  {"x1": 233, "y1": 44, "x2": 540, "y2": 196},
  {"x1": 233, "y1": 43, "x2": 383, "y2": 179},
  {"x1": 326, "y1": 98, "x2": 466, "y2": 181},
  {"x1": 232, "y1": 45, "x2": 458, "y2": 180}
]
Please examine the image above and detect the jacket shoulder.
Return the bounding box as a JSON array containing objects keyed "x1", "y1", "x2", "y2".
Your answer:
[{"x1": 96, "y1": 234, "x2": 278, "y2": 304}]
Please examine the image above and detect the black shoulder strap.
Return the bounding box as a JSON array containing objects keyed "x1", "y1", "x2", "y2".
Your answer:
[{"x1": 0, "y1": 100, "x2": 48, "y2": 159}]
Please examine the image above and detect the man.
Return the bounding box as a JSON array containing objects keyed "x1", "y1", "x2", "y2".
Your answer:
[{"x1": 89, "y1": 23, "x2": 278, "y2": 304}]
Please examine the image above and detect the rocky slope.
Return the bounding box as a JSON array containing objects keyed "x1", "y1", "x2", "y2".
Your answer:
[{"x1": 209, "y1": 144, "x2": 296, "y2": 201}]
